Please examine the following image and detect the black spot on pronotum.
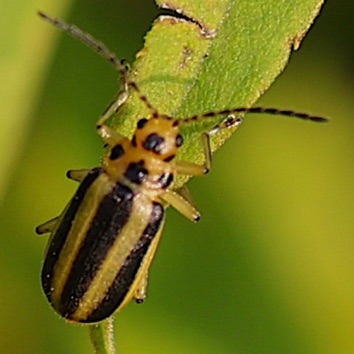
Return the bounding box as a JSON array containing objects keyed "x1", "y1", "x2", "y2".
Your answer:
[
  {"x1": 124, "y1": 160, "x2": 148, "y2": 184},
  {"x1": 137, "y1": 118, "x2": 148, "y2": 129},
  {"x1": 163, "y1": 154, "x2": 175, "y2": 162},
  {"x1": 132, "y1": 135, "x2": 137, "y2": 147},
  {"x1": 158, "y1": 173, "x2": 173, "y2": 188},
  {"x1": 109, "y1": 144, "x2": 124, "y2": 160},
  {"x1": 175, "y1": 134, "x2": 183, "y2": 147},
  {"x1": 143, "y1": 133, "x2": 165, "y2": 154}
]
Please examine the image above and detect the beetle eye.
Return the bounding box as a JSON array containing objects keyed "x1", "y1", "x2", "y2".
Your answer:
[{"x1": 175, "y1": 134, "x2": 183, "y2": 147}]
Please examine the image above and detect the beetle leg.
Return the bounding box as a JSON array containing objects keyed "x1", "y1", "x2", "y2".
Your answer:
[
  {"x1": 97, "y1": 125, "x2": 127, "y2": 147},
  {"x1": 66, "y1": 169, "x2": 90, "y2": 182},
  {"x1": 97, "y1": 86, "x2": 129, "y2": 128},
  {"x1": 161, "y1": 189, "x2": 200, "y2": 222},
  {"x1": 97, "y1": 59, "x2": 129, "y2": 125},
  {"x1": 96, "y1": 61, "x2": 130, "y2": 146},
  {"x1": 134, "y1": 273, "x2": 148, "y2": 304},
  {"x1": 177, "y1": 185, "x2": 198, "y2": 210},
  {"x1": 96, "y1": 90, "x2": 129, "y2": 146},
  {"x1": 175, "y1": 116, "x2": 243, "y2": 177},
  {"x1": 36, "y1": 217, "x2": 59, "y2": 235},
  {"x1": 175, "y1": 132, "x2": 212, "y2": 176},
  {"x1": 171, "y1": 119, "x2": 241, "y2": 220},
  {"x1": 131, "y1": 225, "x2": 165, "y2": 306}
]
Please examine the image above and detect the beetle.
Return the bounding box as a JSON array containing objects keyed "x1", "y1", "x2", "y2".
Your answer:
[{"x1": 36, "y1": 12, "x2": 327, "y2": 323}]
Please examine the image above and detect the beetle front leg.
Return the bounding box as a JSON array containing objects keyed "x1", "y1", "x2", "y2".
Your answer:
[
  {"x1": 174, "y1": 132, "x2": 211, "y2": 176},
  {"x1": 171, "y1": 119, "x2": 242, "y2": 221},
  {"x1": 98, "y1": 59, "x2": 129, "y2": 124},
  {"x1": 96, "y1": 88, "x2": 129, "y2": 146},
  {"x1": 96, "y1": 61, "x2": 130, "y2": 146},
  {"x1": 176, "y1": 116, "x2": 243, "y2": 177}
]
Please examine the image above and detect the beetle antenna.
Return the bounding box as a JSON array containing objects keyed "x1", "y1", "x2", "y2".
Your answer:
[
  {"x1": 180, "y1": 106, "x2": 328, "y2": 125},
  {"x1": 38, "y1": 11, "x2": 161, "y2": 117},
  {"x1": 127, "y1": 81, "x2": 160, "y2": 118},
  {"x1": 38, "y1": 11, "x2": 127, "y2": 78},
  {"x1": 38, "y1": 12, "x2": 328, "y2": 125}
]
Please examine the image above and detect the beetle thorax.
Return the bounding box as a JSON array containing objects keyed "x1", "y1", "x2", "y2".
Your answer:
[{"x1": 103, "y1": 116, "x2": 183, "y2": 192}]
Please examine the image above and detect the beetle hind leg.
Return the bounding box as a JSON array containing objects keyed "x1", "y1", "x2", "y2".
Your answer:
[
  {"x1": 36, "y1": 217, "x2": 59, "y2": 235},
  {"x1": 134, "y1": 273, "x2": 148, "y2": 304}
]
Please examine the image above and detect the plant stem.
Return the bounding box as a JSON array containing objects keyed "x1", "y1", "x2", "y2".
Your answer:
[{"x1": 89, "y1": 318, "x2": 116, "y2": 354}]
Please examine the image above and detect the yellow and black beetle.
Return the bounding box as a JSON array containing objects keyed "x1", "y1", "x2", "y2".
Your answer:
[{"x1": 36, "y1": 12, "x2": 327, "y2": 323}]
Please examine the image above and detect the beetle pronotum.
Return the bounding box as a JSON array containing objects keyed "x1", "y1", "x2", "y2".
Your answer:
[{"x1": 36, "y1": 12, "x2": 327, "y2": 323}]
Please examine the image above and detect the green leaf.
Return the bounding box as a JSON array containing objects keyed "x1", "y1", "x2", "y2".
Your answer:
[{"x1": 113, "y1": 0, "x2": 325, "y2": 188}]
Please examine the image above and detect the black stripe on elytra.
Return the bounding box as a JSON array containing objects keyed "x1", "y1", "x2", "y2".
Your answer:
[
  {"x1": 84, "y1": 201, "x2": 164, "y2": 323},
  {"x1": 59, "y1": 182, "x2": 134, "y2": 318},
  {"x1": 41, "y1": 168, "x2": 102, "y2": 300}
]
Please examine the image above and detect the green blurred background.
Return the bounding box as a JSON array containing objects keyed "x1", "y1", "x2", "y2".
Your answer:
[{"x1": 1, "y1": 1, "x2": 353, "y2": 353}]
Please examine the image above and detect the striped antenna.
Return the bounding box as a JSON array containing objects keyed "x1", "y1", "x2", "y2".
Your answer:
[
  {"x1": 38, "y1": 11, "x2": 128, "y2": 78},
  {"x1": 179, "y1": 106, "x2": 328, "y2": 126},
  {"x1": 39, "y1": 11, "x2": 328, "y2": 126}
]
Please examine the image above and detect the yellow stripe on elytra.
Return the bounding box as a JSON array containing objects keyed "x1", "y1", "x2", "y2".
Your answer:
[
  {"x1": 51, "y1": 174, "x2": 114, "y2": 305},
  {"x1": 72, "y1": 193, "x2": 155, "y2": 320},
  {"x1": 123, "y1": 219, "x2": 165, "y2": 309}
]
